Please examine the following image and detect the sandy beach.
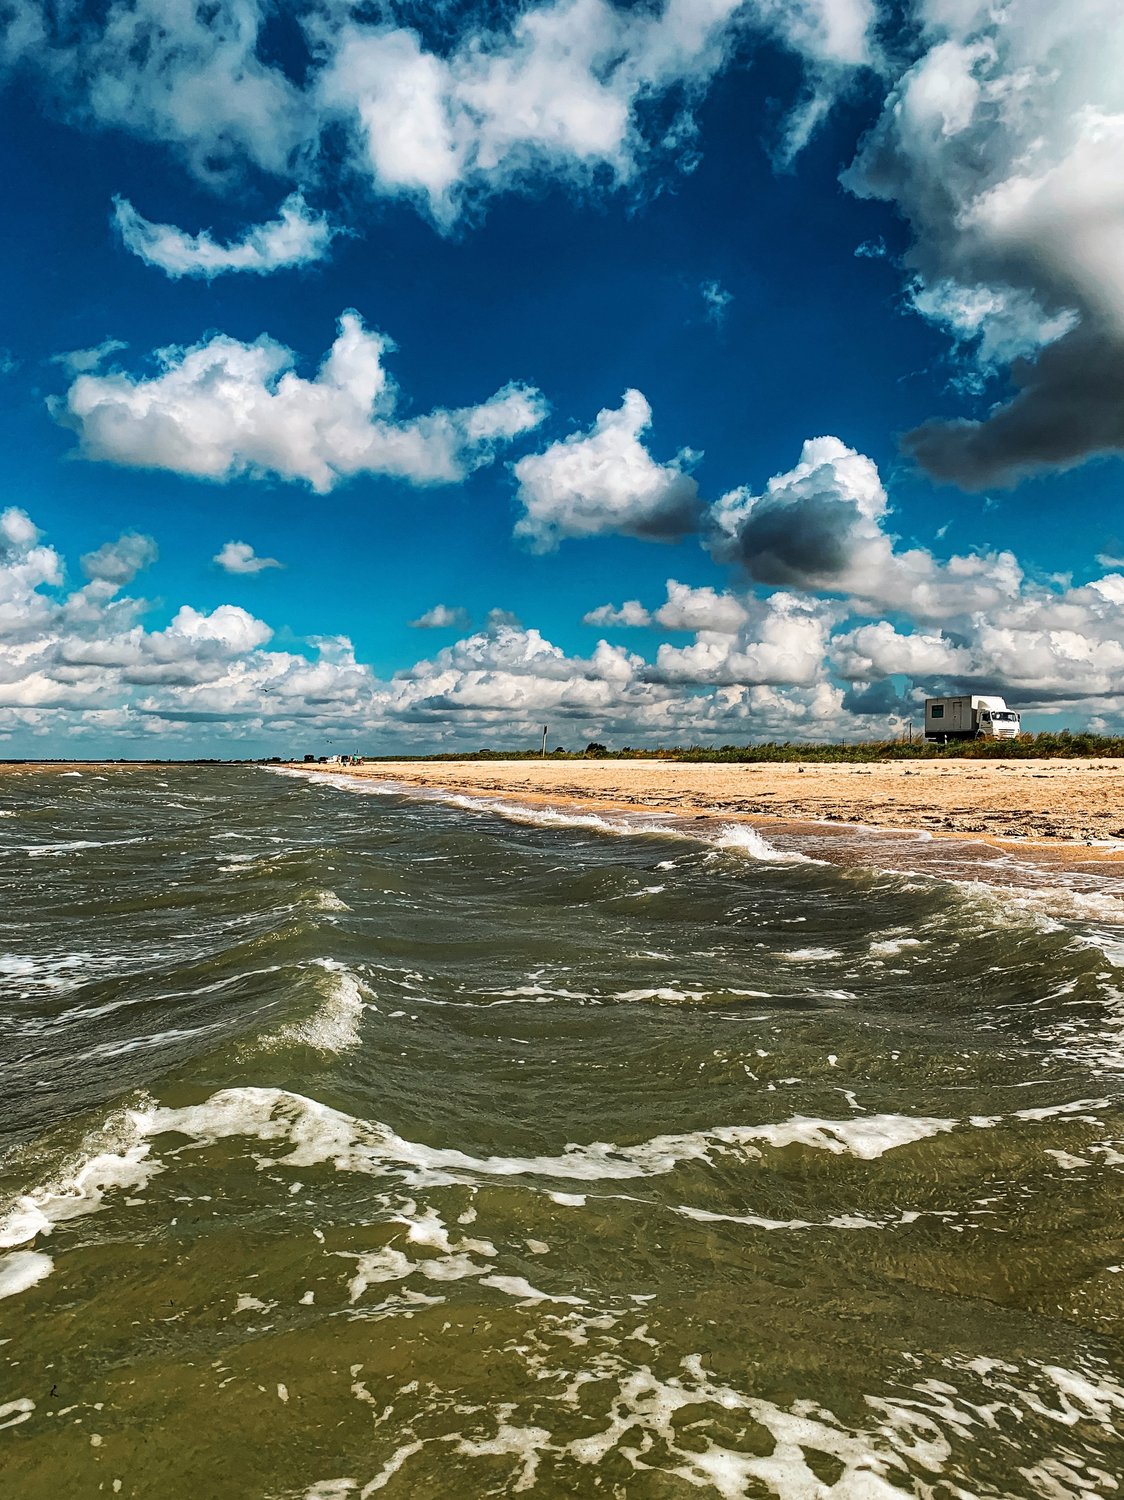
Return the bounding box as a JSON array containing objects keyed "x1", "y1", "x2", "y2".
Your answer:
[{"x1": 293, "y1": 757, "x2": 1124, "y2": 849}]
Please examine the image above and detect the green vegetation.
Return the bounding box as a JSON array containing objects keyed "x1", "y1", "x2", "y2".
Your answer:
[{"x1": 362, "y1": 731, "x2": 1124, "y2": 763}]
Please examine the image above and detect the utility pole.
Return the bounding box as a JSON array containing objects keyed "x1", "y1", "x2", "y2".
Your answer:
[{"x1": 541, "y1": 724, "x2": 548, "y2": 759}]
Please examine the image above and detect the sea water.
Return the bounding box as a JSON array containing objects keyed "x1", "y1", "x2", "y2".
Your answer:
[{"x1": 0, "y1": 765, "x2": 1121, "y2": 1497}]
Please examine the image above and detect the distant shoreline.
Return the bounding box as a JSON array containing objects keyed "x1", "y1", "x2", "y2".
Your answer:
[{"x1": 284, "y1": 757, "x2": 1124, "y2": 853}]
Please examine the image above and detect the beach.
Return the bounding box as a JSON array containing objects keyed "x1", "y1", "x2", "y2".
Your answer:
[{"x1": 291, "y1": 757, "x2": 1124, "y2": 847}]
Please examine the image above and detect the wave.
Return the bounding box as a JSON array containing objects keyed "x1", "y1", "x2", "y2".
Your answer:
[
  {"x1": 0, "y1": 1249, "x2": 53, "y2": 1300},
  {"x1": 268, "y1": 960, "x2": 369, "y2": 1055},
  {"x1": 126, "y1": 1087, "x2": 961, "y2": 1184},
  {"x1": 281, "y1": 766, "x2": 821, "y2": 866},
  {"x1": 711, "y1": 823, "x2": 821, "y2": 864},
  {"x1": 0, "y1": 1104, "x2": 162, "y2": 1297}
]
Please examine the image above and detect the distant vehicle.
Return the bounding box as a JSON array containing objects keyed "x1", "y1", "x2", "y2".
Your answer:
[{"x1": 925, "y1": 695, "x2": 1021, "y2": 742}]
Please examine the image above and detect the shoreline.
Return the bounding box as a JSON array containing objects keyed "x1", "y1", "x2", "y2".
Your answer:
[
  {"x1": 285, "y1": 757, "x2": 1124, "y2": 852},
  {"x1": 283, "y1": 759, "x2": 1124, "y2": 902}
]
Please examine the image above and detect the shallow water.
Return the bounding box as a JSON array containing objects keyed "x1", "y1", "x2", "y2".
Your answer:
[{"x1": 0, "y1": 765, "x2": 1121, "y2": 1498}]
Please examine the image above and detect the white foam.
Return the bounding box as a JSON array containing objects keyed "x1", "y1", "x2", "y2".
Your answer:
[
  {"x1": 781, "y1": 947, "x2": 843, "y2": 962},
  {"x1": 615, "y1": 986, "x2": 773, "y2": 1004},
  {"x1": 131, "y1": 1087, "x2": 960, "y2": 1193},
  {"x1": 0, "y1": 1250, "x2": 53, "y2": 1299},
  {"x1": 869, "y1": 937, "x2": 924, "y2": 957},
  {"x1": 0, "y1": 1114, "x2": 160, "y2": 1250},
  {"x1": 712, "y1": 824, "x2": 820, "y2": 864},
  {"x1": 0, "y1": 1398, "x2": 35, "y2": 1431},
  {"x1": 21, "y1": 837, "x2": 142, "y2": 857},
  {"x1": 271, "y1": 960, "x2": 368, "y2": 1054},
  {"x1": 478, "y1": 1275, "x2": 585, "y2": 1305}
]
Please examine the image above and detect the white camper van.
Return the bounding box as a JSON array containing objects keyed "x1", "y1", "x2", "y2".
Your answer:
[{"x1": 924, "y1": 695, "x2": 1021, "y2": 741}]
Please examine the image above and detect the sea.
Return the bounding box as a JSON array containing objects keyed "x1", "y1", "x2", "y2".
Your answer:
[{"x1": 0, "y1": 764, "x2": 1121, "y2": 1498}]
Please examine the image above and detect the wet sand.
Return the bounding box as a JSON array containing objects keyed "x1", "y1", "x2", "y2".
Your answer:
[{"x1": 293, "y1": 758, "x2": 1124, "y2": 851}]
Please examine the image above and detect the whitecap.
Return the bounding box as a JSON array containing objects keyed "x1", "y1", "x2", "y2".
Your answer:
[
  {"x1": 0, "y1": 1138, "x2": 160, "y2": 1249},
  {"x1": 0, "y1": 1250, "x2": 53, "y2": 1300},
  {"x1": 269, "y1": 960, "x2": 369, "y2": 1055},
  {"x1": 131, "y1": 1086, "x2": 961, "y2": 1187}
]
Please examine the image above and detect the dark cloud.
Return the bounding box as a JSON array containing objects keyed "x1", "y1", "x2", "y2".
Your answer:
[
  {"x1": 840, "y1": 680, "x2": 909, "y2": 717},
  {"x1": 711, "y1": 492, "x2": 864, "y2": 586},
  {"x1": 905, "y1": 327, "x2": 1124, "y2": 489}
]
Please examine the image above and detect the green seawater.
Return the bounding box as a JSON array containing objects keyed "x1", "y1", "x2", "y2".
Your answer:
[{"x1": 0, "y1": 765, "x2": 1121, "y2": 1498}]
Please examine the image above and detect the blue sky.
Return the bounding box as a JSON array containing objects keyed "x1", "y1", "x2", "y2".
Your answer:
[{"x1": 2, "y1": 0, "x2": 1124, "y2": 755}]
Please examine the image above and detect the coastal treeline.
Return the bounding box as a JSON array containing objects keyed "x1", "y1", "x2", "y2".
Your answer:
[{"x1": 368, "y1": 731, "x2": 1124, "y2": 763}]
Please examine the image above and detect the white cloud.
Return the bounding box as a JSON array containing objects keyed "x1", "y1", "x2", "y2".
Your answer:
[
  {"x1": 9, "y1": 0, "x2": 874, "y2": 228},
  {"x1": 708, "y1": 435, "x2": 1023, "y2": 620},
  {"x1": 755, "y1": 0, "x2": 877, "y2": 162},
  {"x1": 830, "y1": 620, "x2": 971, "y2": 681},
  {"x1": 58, "y1": 312, "x2": 546, "y2": 493},
  {"x1": 214, "y1": 541, "x2": 283, "y2": 575},
  {"x1": 582, "y1": 600, "x2": 652, "y2": 627},
  {"x1": 14, "y1": 0, "x2": 312, "y2": 185},
  {"x1": 81, "y1": 533, "x2": 158, "y2": 585},
  {"x1": 653, "y1": 592, "x2": 832, "y2": 688},
  {"x1": 10, "y1": 505, "x2": 1124, "y2": 754},
  {"x1": 51, "y1": 338, "x2": 128, "y2": 377},
  {"x1": 112, "y1": 193, "x2": 333, "y2": 278},
  {"x1": 846, "y1": 0, "x2": 1124, "y2": 485},
  {"x1": 654, "y1": 580, "x2": 749, "y2": 634},
  {"x1": 159, "y1": 604, "x2": 272, "y2": 655},
  {"x1": 700, "y1": 279, "x2": 733, "y2": 323},
  {"x1": 316, "y1": 0, "x2": 751, "y2": 223},
  {"x1": 1, "y1": 507, "x2": 42, "y2": 551},
  {"x1": 513, "y1": 390, "x2": 700, "y2": 550},
  {"x1": 410, "y1": 604, "x2": 472, "y2": 629}
]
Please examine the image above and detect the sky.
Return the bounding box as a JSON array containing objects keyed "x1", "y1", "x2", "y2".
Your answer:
[{"x1": 2, "y1": 0, "x2": 1124, "y2": 757}]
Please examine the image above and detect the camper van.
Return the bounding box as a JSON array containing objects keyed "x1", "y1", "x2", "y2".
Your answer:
[{"x1": 924, "y1": 695, "x2": 1020, "y2": 742}]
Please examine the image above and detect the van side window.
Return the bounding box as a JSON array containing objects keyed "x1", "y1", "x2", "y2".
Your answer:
[{"x1": 931, "y1": 705, "x2": 944, "y2": 719}]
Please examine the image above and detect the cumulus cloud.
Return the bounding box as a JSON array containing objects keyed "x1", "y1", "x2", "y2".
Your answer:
[
  {"x1": 159, "y1": 603, "x2": 272, "y2": 654},
  {"x1": 847, "y1": 0, "x2": 1124, "y2": 486},
  {"x1": 830, "y1": 620, "x2": 971, "y2": 682},
  {"x1": 582, "y1": 600, "x2": 652, "y2": 627},
  {"x1": 0, "y1": 514, "x2": 873, "y2": 749},
  {"x1": 513, "y1": 390, "x2": 701, "y2": 550},
  {"x1": 708, "y1": 436, "x2": 1023, "y2": 620},
  {"x1": 81, "y1": 533, "x2": 158, "y2": 585},
  {"x1": 1, "y1": 507, "x2": 42, "y2": 551},
  {"x1": 112, "y1": 193, "x2": 333, "y2": 278},
  {"x1": 710, "y1": 436, "x2": 888, "y2": 588},
  {"x1": 58, "y1": 312, "x2": 546, "y2": 493},
  {"x1": 409, "y1": 604, "x2": 472, "y2": 629},
  {"x1": 10, "y1": 503, "x2": 1124, "y2": 754},
  {"x1": 654, "y1": 579, "x2": 750, "y2": 634},
  {"x1": 652, "y1": 592, "x2": 832, "y2": 688},
  {"x1": 213, "y1": 541, "x2": 283, "y2": 575}
]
